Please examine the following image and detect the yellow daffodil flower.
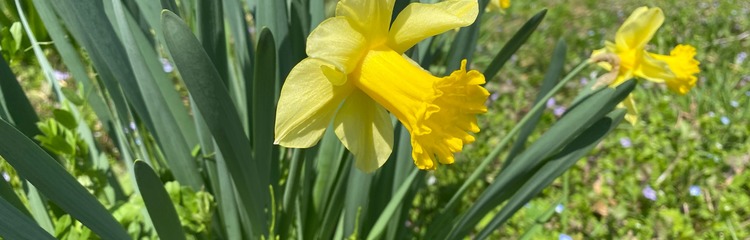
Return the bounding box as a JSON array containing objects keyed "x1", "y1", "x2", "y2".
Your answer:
[
  {"x1": 488, "y1": 0, "x2": 510, "y2": 11},
  {"x1": 274, "y1": 0, "x2": 488, "y2": 172},
  {"x1": 591, "y1": 6, "x2": 700, "y2": 124}
]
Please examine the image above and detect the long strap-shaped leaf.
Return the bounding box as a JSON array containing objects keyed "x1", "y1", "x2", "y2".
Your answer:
[
  {"x1": 482, "y1": 9, "x2": 547, "y2": 80},
  {"x1": 0, "y1": 196, "x2": 55, "y2": 240},
  {"x1": 475, "y1": 109, "x2": 626, "y2": 239},
  {"x1": 110, "y1": 0, "x2": 204, "y2": 189},
  {"x1": 0, "y1": 119, "x2": 129, "y2": 239},
  {"x1": 134, "y1": 161, "x2": 187, "y2": 240},
  {"x1": 161, "y1": 10, "x2": 268, "y2": 237},
  {"x1": 446, "y1": 80, "x2": 636, "y2": 239}
]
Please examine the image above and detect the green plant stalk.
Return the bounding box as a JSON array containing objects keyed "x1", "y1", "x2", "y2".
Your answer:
[{"x1": 442, "y1": 61, "x2": 591, "y2": 212}]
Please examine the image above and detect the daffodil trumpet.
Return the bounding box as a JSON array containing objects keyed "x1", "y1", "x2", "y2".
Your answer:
[{"x1": 274, "y1": 0, "x2": 488, "y2": 172}]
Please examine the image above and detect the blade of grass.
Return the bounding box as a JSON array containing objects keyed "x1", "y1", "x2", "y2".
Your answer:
[
  {"x1": 0, "y1": 174, "x2": 30, "y2": 217},
  {"x1": 0, "y1": 196, "x2": 55, "y2": 240},
  {"x1": 365, "y1": 168, "x2": 420, "y2": 240},
  {"x1": 111, "y1": 0, "x2": 203, "y2": 189},
  {"x1": 425, "y1": 61, "x2": 592, "y2": 239},
  {"x1": 0, "y1": 56, "x2": 39, "y2": 138},
  {"x1": 256, "y1": 0, "x2": 290, "y2": 81},
  {"x1": 46, "y1": 0, "x2": 152, "y2": 133},
  {"x1": 444, "y1": 0, "x2": 489, "y2": 73},
  {"x1": 476, "y1": 110, "x2": 626, "y2": 239},
  {"x1": 134, "y1": 161, "x2": 187, "y2": 240},
  {"x1": 504, "y1": 39, "x2": 566, "y2": 167},
  {"x1": 253, "y1": 27, "x2": 276, "y2": 200},
  {"x1": 482, "y1": 9, "x2": 547, "y2": 80},
  {"x1": 0, "y1": 119, "x2": 129, "y2": 239},
  {"x1": 162, "y1": 10, "x2": 268, "y2": 237},
  {"x1": 446, "y1": 80, "x2": 636, "y2": 239}
]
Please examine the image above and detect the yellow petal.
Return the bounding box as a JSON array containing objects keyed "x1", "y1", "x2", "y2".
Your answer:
[
  {"x1": 334, "y1": 90, "x2": 394, "y2": 172},
  {"x1": 633, "y1": 50, "x2": 674, "y2": 83},
  {"x1": 275, "y1": 58, "x2": 354, "y2": 147},
  {"x1": 619, "y1": 94, "x2": 639, "y2": 125},
  {"x1": 336, "y1": 0, "x2": 394, "y2": 40},
  {"x1": 615, "y1": 7, "x2": 664, "y2": 50},
  {"x1": 307, "y1": 16, "x2": 367, "y2": 75},
  {"x1": 388, "y1": 0, "x2": 478, "y2": 53}
]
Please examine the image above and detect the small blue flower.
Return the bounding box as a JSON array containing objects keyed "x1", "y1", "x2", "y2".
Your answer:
[
  {"x1": 553, "y1": 106, "x2": 566, "y2": 117},
  {"x1": 689, "y1": 185, "x2": 701, "y2": 196},
  {"x1": 547, "y1": 98, "x2": 557, "y2": 108},
  {"x1": 559, "y1": 233, "x2": 573, "y2": 240},
  {"x1": 730, "y1": 101, "x2": 739, "y2": 108},
  {"x1": 720, "y1": 116, "x2": 730, "y2": 125},
  {"x1": 580, "y1": 77, "x2": 589, "y2": 85},
  {"x1": 53, "y1": 70, "x2": 71, "y2": 82},
  {"x1": 619, "y1": 137, "x2": 632, "y2": 148},
  {"x1": 555, "y1": 203, "x2": 564, "y2": 214},
  {"x1": 2, "y1": 172, "x2": 9, "y2": 182},
  {"x1": 160, "y1": 58, "x2": 174, "y2": 73},
  {"x1": 129, "y1": 122, "x2": 137, "y2": 131},
  {"x1": 736, "y1": 52, "x2": 748, "y2": 65},
  {"x1": 490, "y1": 92, "x2": 500, "y2": 101},
  {"x1": 745, "y1": 91, "x2": 750, "y2": 97},
  {"x1": 642, "y1": 186, "x2": 657, "y2": 201}
]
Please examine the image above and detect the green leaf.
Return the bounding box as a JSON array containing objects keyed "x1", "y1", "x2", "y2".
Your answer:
[
  {"x1": 444, "y1": 0, "x2": 489, "y2": 73},
  {"x1": 0, "y1": 56, "x2": 40, "y2": 139},
  {"x1": 0, "y1": 119, "x2": 129, "y2": 239},
  {"x1": 475, "y1": 110, "x2": 626, "y2": 239},
  {"x1": 111, "y1": 0, "x2": 203, "y2": 189},
  {"x1": 0, "y1": 196, "x2": 55, "y2": 240},
  {"x1": 44, "y1": 0, "x2": 150, "y2": 133},
  {"x1": 482, "y1": 9, "x2": 547, "y2": 80},
  {"x1": 504, "y1": 39, "x2": 565, "y2": 167},
  {"x1": 253, "y1": 27, "x2": 276, "y2": 198},
  {"x1": 256, "y1": 0, "x2": 291, "y2": 80},
  {"x1": 161, "y1": 10, "x2": 268, "y2": 237},
  {"x1": 52, "y1": 109, "x2": 77, "y2": 130},
  {"x1": 31, "y1": 0, "x2": 113, "y2": 135},
  {"x1": 366, "y1": 169, "x2": 420, "y2": 240},
  {"x1": 445, "y1": 80, "x2": 636, "y2": 239},
  {"x1": 59, "y1": 87, "x2": 84, "y2": 106},
  {"x1": 0, "y1": 174, "x2": 30, "y2": 217},
  {"x1": 134, "y1": 161, "x2": 187, "y2": 240}
]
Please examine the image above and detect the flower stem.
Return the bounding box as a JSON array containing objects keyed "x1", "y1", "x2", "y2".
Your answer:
[{"x1": 442, "y1": 60, "x2": 591, "y2": 212}]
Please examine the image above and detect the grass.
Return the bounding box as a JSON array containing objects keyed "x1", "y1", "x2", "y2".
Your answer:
[{"x1": 410, "y1": 0, "x2": 750, "y2": 238}]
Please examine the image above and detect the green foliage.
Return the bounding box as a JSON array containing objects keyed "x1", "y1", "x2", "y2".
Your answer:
[{"x1": 0, "y1": 0, "x2": 746, "y2": 239}]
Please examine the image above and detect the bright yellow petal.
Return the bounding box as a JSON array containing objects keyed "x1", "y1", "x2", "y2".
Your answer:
[
  {"x1": 334, "y1": 90, "x2": 394, "y2": 172},
  {"x1": 633, "y1": 50, "x2": 674, "y2": 83},
  {"x1": 619, "y1": 94, "x2": 639, "y2": 125},
  {"x1": 275, "y1": 58, "x2": 354, "y2": 147},
  {"x1": 388, "y1": 0, "x2": 478, "y2": 53},
  {"x1": 306, "y1": 16, "x2": 367, "y2": 75},
  {"x1": 615, "y1": 7, "x2": 664, "y2": 50},
  {"x1": 336, "y1": 0, "x2": 394, "y2": 40}
]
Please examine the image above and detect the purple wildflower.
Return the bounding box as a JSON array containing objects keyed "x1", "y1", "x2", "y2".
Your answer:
[
  {"x1": 619, "y1": 137, "x2": 632, "y2": 148},
  {"x1": 689, "y1": 185, "x2": 701, "y2": 197},
  {"x1": 642, "y1": 186, "x2": 657, "y2": 201}
]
